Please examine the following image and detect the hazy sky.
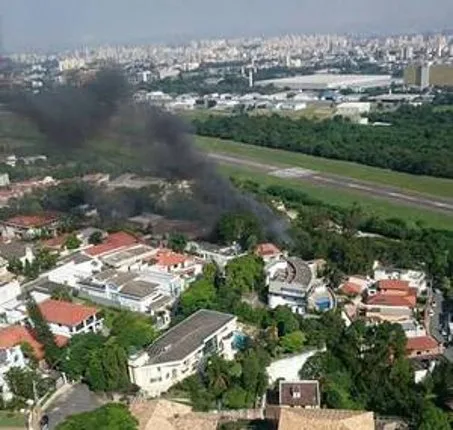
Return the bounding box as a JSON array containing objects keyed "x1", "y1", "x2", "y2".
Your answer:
[{"x1": 2, "y1": 0, "x2": 453, "y2": 51}]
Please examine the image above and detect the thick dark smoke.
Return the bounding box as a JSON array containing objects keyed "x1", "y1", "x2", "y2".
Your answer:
[
  {"x1": 2, "y1": 68, "x2": 128, "y2": 146},
  {"x1": 3, "y1": 69, "x2": 289, "y2": 242}
]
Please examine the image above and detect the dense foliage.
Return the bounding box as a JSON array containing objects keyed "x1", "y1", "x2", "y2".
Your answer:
[
  {"x1": 55, "y1": 403, "x2": 138, "y2": 430},
  {"x1": 193, "y1": 106, "x2": 453, "y2": 178}
]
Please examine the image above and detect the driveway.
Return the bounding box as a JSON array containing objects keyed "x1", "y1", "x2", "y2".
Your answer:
[{"x1": 45, "y1": 384, "x2": 104, "y2": 429}]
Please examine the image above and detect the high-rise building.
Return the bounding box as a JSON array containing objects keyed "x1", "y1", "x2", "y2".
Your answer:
[{"x1": 404, "y1": 63, "x2": 453, "y2": 88}]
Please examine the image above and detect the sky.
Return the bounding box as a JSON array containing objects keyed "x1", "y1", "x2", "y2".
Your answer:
[{"x1": 1, "y1": 0, "x2": 453, "y2": 52}]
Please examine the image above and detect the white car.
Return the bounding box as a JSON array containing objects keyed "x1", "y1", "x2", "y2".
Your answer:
[{"x1": 429, "y1": 310, "x2": 435, "y2": 317}]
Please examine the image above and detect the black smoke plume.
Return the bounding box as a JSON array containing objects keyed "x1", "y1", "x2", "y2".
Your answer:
[
  {"x1": 3, "y1": 69, "x2": 289, "y2": 242},
  {"x1": 2, "y1": 68, "x2": 128, "y2": 147}
]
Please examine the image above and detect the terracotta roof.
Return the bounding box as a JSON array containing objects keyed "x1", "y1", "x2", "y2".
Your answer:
[
  {"x1": 279, "y1": 381, "x2": 320, "y2": 407},
  {"x1": 255, "y1": 243, "x2": 281, "y2": 257},
  {"x1": 38, "y1": 299, "x2": 98, "y2": 327},
  {"x1": 151, "y1": 249, "x2": 188, "y2": 267},
  {"x1": 340, "y1": 282, "x2": 363, "y2": 296},
  {"x1": 85, "y1": 231, "x2": 139, "y2": 257},
  {"x1": 3, "y1": 213, "x2": 59, "y2": 228},
  {"x1": 378, "y1": 279, "x2": 410, "y2": 291},
  {"x1": 366, "y1": 292, "x2": 416, "y2": 308},
  {"x1": 406, "y1": 336, "x2": 439, "y2": 352},
  {"x1": 42, "y1": 234, "x2": 69, "y2": 249},
  {"x1": 276, "y1": 407, "x2": 375, "y2": 430},
  {"x1": 0, "y1": 325, "x2": 68, "y2": 360}
]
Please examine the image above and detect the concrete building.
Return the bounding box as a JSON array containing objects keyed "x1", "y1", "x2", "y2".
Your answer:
[
  {"x1": 37, "y1": 299, "x2": 103, "y2": 339},
  {"x1": 278, "y1": 380, "x2": 320, "y2": 408},
  {"x1": 188, "y1": 242, "x2": 246, "y2": 268},
  {"x1": 0, "y1": 214, "x2": 60, "y2": 240},
  {"x1": 128, "y1": 309, "x2": 237, "y2": 397},
  {"x1": 256, "y1": 74, "x2": 393, "y2": 91},
  {"x1": 404, "y1": 64, "x2": 453, "y2": 88},
  {"x1": 336, "y1": 101, "x2": 371, "y2": 117},
  {"x1": 267, "y1": 258, "x2": 325, "y2": 315},
  {"x1": 373, "y1": 266, "x2": 428, "y2": 295}
]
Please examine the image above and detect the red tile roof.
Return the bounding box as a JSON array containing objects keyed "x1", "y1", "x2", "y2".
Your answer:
[
  {"x1": 151, "y1": 248, "x2": 188, "y2": 267},
  {"x1": 3, "y1": 214, "x2": 59, "y2": 228},
  {"x1": 38, "y1": 299, "x2": 98, "y2": 327},
  {"x1": 366, "y1": 292, "x2": 416, "y2": 308},
  {"x1": 85, "y1": 231, "x2": 139, "y2": 257},
  {"x1": 340, "y1": 282, "x2": 363, "y2": 296},
  {"x1": 42, "y1": 234, "x2": 69, "y2": 249},
  {"x1": 406, "y1": 336, "x2": 439, "y2": 352},
  {"x1": 0, "y1": 325, "x2": 68, "y2": 360},
  {"x1": 255, "y1": 243, "x2": 281, "y2": 257},
  {"x1": 378, "y1": 279, "x2": 410, "y2": 291}
]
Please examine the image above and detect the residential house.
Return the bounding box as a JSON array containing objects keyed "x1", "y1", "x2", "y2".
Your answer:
[
  {"x1": 84, "y1": 231, "x2": 141, "y2": 258},
  {"x1": 78, "y1": 269, "x2": 175, "y2": 325},
  {"x1": 142, "y1": 248, "x2": 204, "y2": 286},
  {"x1": 406, "y1": 336, "x2": 443, "y2": 359},
  {"x1": 128, "y1": 309, "x2": 237, "y2": 396},
  {"x1": 0, "y1": 241, "x2": 35, "y2": 266},
  {"x1": 101, "y1": 244, "x2": 157, "y2": 271},
  {"x1": 0, "y1": 214, "x2": 60, "y2": 239},
  {"x1": 255, "y1": 243, "x2": 285, "y2": 264},
  {"x1": 373, "y1": 265, "x2": 428, "y2": 295},
  {"x1": 187, "y1": 242, "x2": 246, "y2": 268},
  {"x1": 37, "y1": 299, "x2": 103, "y2": 339},
  {"x1": 279, "y1": 380, "x2": 320, "y2": 408},
  {"x1": 267, "y1": 258, "x2": 325, "y2": 315},
  {"x1": 0, "y1": 324, "x2": 67, "y2": 399},
  {"x1": 271, "y1": 407, "x2": 375, "y2": 430},
  {"x1": 46, "y1": 252, "x2": 102, "y2": 288},
  {"x1": 361, "y1": 279, "x2": 417, "y2": 323}
]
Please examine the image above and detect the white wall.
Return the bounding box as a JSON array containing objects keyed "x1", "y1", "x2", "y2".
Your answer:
[{"x1": 0, "y1": 280, "x2": 21, "y2": 307}]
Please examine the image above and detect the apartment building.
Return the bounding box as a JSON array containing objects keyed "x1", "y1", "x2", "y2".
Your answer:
[{"x1": 128, "y1": 309, "x2": 237, "y2": 396}]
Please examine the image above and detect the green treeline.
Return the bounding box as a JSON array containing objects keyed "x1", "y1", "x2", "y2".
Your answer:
[{"x1": 193, "y1": 105, "x2": 453, "y2": 178}]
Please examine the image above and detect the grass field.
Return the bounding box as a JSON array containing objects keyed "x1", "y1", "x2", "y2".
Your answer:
[
  {"x1": 195, "y1": 136, "x2": 453, "y2": 199},
  {"x1": 217, "y1": 164, "x2": 453, "y2": 232},
  {"x1": 0, "y1": 411, "x2": 25, "y2": 428}
]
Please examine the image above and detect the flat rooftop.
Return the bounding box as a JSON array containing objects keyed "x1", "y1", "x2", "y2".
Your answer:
[
  {"x1": 256, "y1": 74, "x2": 393, "y2": 90},
  {"x1": 101, "y1": 245, "x2": 155, "y2": 267},
  {"x1": 142, "y1": 309, "x2": 235, "y2": 365}
]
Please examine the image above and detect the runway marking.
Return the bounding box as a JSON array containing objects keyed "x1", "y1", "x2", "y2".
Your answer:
[{"x1": 270, "y1": 167, "x2": 315, "y2": 178}]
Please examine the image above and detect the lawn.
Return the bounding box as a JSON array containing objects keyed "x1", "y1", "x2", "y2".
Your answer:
[
  {"x1": 217, "y1": 164, "x2": 453, "y2": 232},
  {"x1": 195, "y1": 136, "x2": 453, "y2": 199},
  {"x1": 0, "y1": 411, "x2": 26, "y2": 428}
]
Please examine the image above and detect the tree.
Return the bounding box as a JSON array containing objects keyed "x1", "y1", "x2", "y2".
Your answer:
[
  {"x1": 273, "y1": 306, "x2": 299, "y2": 337},
  {"x1": 279, "y1": 330, "x2": 306, "y2": 353},
  {"x1": 51, "y1": 285, "x2": 73, "y2": 302},
  {"x1": 25, "y1": 294, "x2": 61, "y2": 365},
  {"x1": 55, "y1": 403, "x2": 138, "y2": 430},
  {"x1": 224, "y1": 255, "x2": 265, "y2": 295},
  {"x1": 64, "y1": 234, "x2": 81, "y2": 250},
  {"x1": 179, "y1": 279, "x2": 216, "y2": 316},
  {"x1": 215, "y1": 212, "x2": 263, "y2": 248},
  {"x1": 61, "y1": 333, "x2": 105, "y2": 381},
  {"x1": 5, "y1": 367, "x2": 37, "y2": 400},
  {"x1": 223, "y1": 386, "x2": 248, "y2": 409},
  {"x1": 167, "y1": 233, "x2": 187, "y2": 253},
  {"x1": 86, "y1": 351, "x2": 107, "y2": 392},
  {"x1": 109, "y1": 311, "x2": 156, "y2": 353},
  {"x1": 418, "y1": 401, "x2": 450, "y2": 430},
  {"x1": 7, "y1": 257, "x2": 23, "y2": 275},
  {"x1": 89, "y1": 231, "x2": 103, "y2": 245}
]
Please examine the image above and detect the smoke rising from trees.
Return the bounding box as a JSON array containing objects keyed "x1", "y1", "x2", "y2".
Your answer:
[{"x1": 2, "y1": 69, "x2": 289, "y2": 241}]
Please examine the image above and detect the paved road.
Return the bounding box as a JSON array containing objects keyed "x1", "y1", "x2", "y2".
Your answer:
[
  {"x1": 208, "y1": 152, "x2": 453, "y2": 216},
  {"x1": 45, "y1": 384, "x2": 104, "y2": 429},
  {"x1": 429, "y1": 290, "x2": 453, "y2": 362}
]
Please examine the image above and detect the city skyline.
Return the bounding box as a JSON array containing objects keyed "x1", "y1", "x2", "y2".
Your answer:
[{"x1": 2, "y1": 0, "x2": 453, "y2": 52}]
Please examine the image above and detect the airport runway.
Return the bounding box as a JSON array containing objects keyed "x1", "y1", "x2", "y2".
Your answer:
[{"x1": 208, "y1": 152, "x2": 453, "y2": 216}]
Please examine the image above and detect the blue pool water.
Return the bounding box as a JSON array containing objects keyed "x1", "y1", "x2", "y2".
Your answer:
[
  {"x1": 233, "y1": 331, "x2": 248, "y2": 350},
  {"x1": 316, "y1": 298, "x2": 332, "y2": 311}
]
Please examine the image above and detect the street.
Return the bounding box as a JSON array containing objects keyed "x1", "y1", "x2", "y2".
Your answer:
[
  {"x1": 45, "y1": 384, "x2": 104, "y2": 429},
  {"x1": 429, "y1": 289, "x2": 453, "y2": 362}
]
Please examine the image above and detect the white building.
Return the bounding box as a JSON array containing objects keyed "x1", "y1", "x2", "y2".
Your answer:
[
  {"x1": 78, "y1": 269, "x2": 175, "y2": 324},
  {"x1": 46, "y1": 252, "x2": 103, "y2": 288},
  {"x1": 188, "y1": 242, "x2": 246, "y2": 268},
  {"x1": 128, "y1": 309, "x2": 237, "y2": 397},
  {"x1": 37, "y1": 299, "x2": 103, "y2": 339},
  {"x1": 373, "y1": 265, "x2": 428, "y2": 294},
  {"x1": 267, "y1": 258, "x2": 325, "y2": 315},
  {"x1": 336, "y1": 102, "x2": 371, "y2": 117}
]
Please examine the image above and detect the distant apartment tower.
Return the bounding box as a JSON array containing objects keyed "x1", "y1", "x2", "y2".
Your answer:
[{"x1": 404, "y1": 63, "x2": 453, "y2": 88}]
